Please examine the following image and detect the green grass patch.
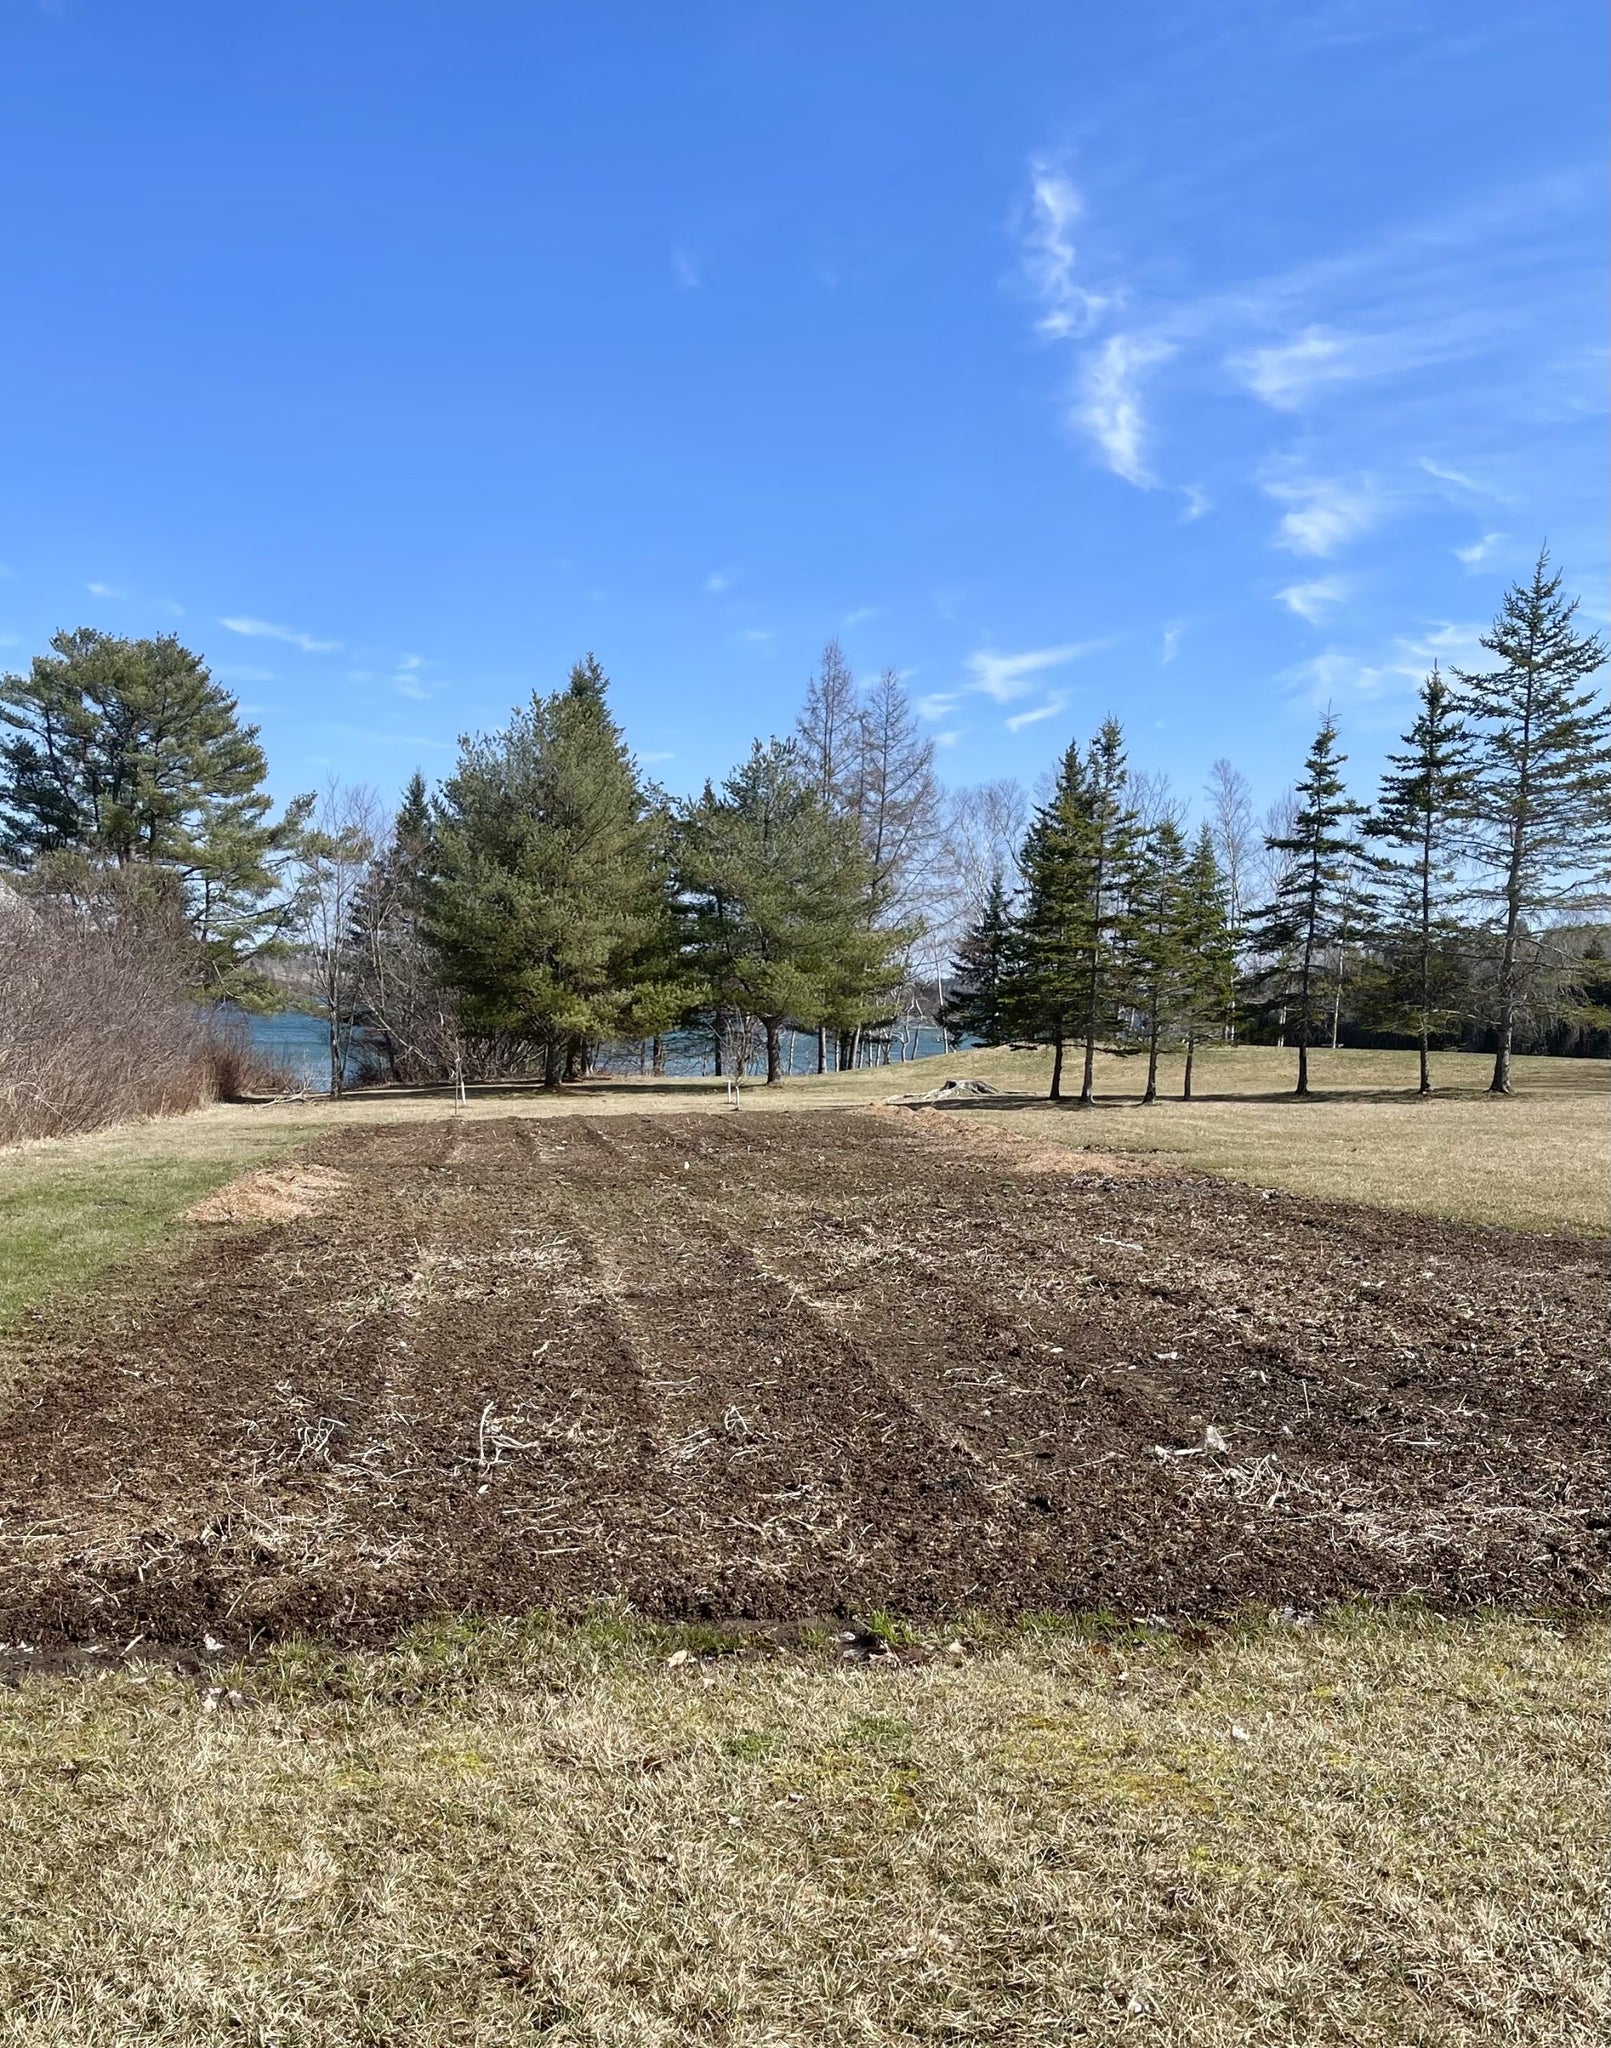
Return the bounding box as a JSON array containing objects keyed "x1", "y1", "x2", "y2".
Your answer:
[{"x1": 0, "y1": 1107, "x2": 312, "y2": 1336}]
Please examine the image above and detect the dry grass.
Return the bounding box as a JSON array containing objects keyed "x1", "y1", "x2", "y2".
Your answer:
[
  {"x1": 0, "y1": 1609, "x2": 1600, "y2": 2047},
  {"x1": 1, "y1": 1045, "x2": 1601, "y2": 1337}
]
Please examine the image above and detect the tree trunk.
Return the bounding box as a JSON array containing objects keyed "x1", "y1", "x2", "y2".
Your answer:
[
  {"x1": 1143, "y1": 1013, "x2": 1159, "y2": 1103},
  {"x1": 328, "y1": 1011, "x2": 343, "y2": 1099},
  {"x1": 1491, "y1": 898, "x2": 1521, "y2": 1094},
  {"x1": 1078, "y1": 1027, "x2": 1096, "y2": 1104},
  {"x1": 543, "y1": 1039, "x2": 563, "y2": 1089},
  {"x1": 816, "y1": 1027, "x2": 827, "y2": 1074},
  {"x1": 652, "y1": 1034, "x2": 665, "y2": 1076},
  {"x1": 765, "y1": 1018, "x2": 782, "y2": 1086},
  {"x1": 1182, "y1": 1032, "x2": 1195, "y2": 1101},
  {"x1": 1049, "y1": 1033, "x2": 1064, "y2": 1102}
]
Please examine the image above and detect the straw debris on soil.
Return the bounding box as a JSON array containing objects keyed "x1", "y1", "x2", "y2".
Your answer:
[
  {"x1": 183, "y1": 1161, "x2": 349, "y2": 1226},
  {"x1": 0, "y1": 1111, "x2": 1601, "y2": 1648}
]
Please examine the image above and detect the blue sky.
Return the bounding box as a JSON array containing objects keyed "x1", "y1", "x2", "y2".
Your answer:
[{"x1": 1, "y1": 1, "x2": 1604, "y2": 822}]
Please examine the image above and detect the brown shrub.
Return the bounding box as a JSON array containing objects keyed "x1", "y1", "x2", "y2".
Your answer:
[{"x1": 0, "y1": 889, "x2": 288, "y2": 1145}]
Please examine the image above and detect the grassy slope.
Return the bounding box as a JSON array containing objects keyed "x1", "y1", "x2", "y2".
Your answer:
[{"x1": 2, "y1": 1610, "x2": 1602, "y2": 2047}]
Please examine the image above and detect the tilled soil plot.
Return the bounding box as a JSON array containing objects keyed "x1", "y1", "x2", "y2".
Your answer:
[{"x1": 0, "y1": 1111, "x2": 1603, "y2": 1645}]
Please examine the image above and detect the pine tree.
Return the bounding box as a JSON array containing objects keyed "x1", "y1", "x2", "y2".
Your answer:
[
  {"x1": 423, "y1": 656, "x2": 668, "y2": 1084},
  {"x1": 0, "y1": 627, "x2": 309, "y2": 987},
  {"x1": 938, "y1": 870, "x2": 1014, "y2": 1046},
  {"x1": 1004, "y1": 741, "x2": 1091, "y2": 1100},
  {"x1": 1452, "y1": 551, "x2": 1610, "y2": 1093},
  {"x1": 1367, "y1": 666, "x2": 1471, "y2": 1093},
  {"x1": 675, "y1": 740, "x2": 893, "y2": 1084},
  {"x1": 1248, "y1": 716, "x2": 1367, "y2": 1097},
  {"x1": 1176, "y1": 825, "x2": 1235, "y2": 1099},
  {"x1": 1072, "y1": 718, "x2": 1139, "y2": 1104},
  {"x1": 1001, "y1": 722, "x2": 1137, "y2": 1103},
  {"x1": 1128, "y1": 816, "x2": 1188, "y2": 1103}
]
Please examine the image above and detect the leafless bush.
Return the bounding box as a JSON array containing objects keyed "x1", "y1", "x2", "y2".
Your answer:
[{"x1": 0, "y1": 886, "x2": 283, "y2": 1144}]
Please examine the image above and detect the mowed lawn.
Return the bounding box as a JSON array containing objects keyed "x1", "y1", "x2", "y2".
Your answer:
[
  {"x1": 0, "y1": 1609, "x2": 1600, "y2": 2047},
  {"x1": 0, "y1": 1049, "x2": 1604, "y2": 2043}
]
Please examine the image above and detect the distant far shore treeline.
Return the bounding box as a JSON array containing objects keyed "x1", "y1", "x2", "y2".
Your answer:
[{"x1": 1, "y1": 549, "x2": 1607, "y2": 1140}]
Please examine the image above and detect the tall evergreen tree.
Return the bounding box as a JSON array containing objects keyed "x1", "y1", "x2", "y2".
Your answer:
[
  {"x1": 938, "y1": 869, "x2": 1014, "y2": 1046},
  {"x1": 1002, "y1": 722, "x2": 1137, "y2": 1102},
  {"x1": 1367, "y1": 665, "x2": 1472, "y2": 1093},
  {"x1": 1004, "y1": 741, "x2": 1090, "y2": 1100},
  {"x1": 1248, "y1": 716, "x2": 1367, "y2": 1097},
  {"x1": 1072, "y1": 718, "x2": 1139, "y2": 1104},
  {"x1": 1128, "y1": 816, "x2": 1188, "y2": 1103},
  {"x1": 1452, "y1": 551, "x2": 1610, "y2": 1093},
  {"x1": 0, "y1": 627, "x2": 309, "y2": 986},
  {"x1": 1176, "y1": 825, "x2": 1235, "y2": 1099},
  {"x1": 423, "y1": 656, "x2": 668, "y2": 1085},
  {"x1": 676, "y1": 739, "x2": 891, "y2": 1084}
]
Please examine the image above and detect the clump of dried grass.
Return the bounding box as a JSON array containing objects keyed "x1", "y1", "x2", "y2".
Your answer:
[
  {"x1": 0, "y1": 1608, "x2": 1601, "y2": 2045},
  {"x1": 184, "y1": 1162, "x2": 349, "y2": 1226}
]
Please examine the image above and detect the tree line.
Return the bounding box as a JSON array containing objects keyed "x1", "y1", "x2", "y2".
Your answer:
[
  {"x1": 943, "y1": 552, "x2": 1609, "y2": 1097},
  {"x1": 1, "y1": 551, "x2": 1605, "y2": 1103}
]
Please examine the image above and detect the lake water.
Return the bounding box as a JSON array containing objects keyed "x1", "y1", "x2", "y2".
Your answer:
[{"x1": 241, "y1": 1011, "x2": 957, "y2": 1094}]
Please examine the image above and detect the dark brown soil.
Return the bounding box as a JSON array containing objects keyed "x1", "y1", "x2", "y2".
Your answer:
[{"x1": 0, "y1": 1112, "x2": 1603, "y2": 1648}]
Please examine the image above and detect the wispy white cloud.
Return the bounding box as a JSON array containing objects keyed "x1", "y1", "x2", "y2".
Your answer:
[
  {"x1": 1161, "y1": 624, "x2": 1182, "y2": 664},
  {"x1": 933, "y1": 729, "x2": 963, "y2": 748},
  {"x1": 1006, "y1": 696, "x2": 1067, "y2": 733},
  {"x1": 1455, "y1": 531, "x2": 1508, "y2": 567},
  {"x1": 1075, "y1": 334, "x2": 1174, "y2": 486},
  {"x1": 213, "y1": 662, "x2": 275, "y2": 684},
  {"x1": 1018, "y1": 161, "x2": 1111, "y2": 339},
  {"x1": 916, "y1": 691, "x2": 961, "y2": 719},
  {"x1": 639, "y1": 749, "x2": 675, "y2": 764},
  {"x1": 965, "y1": 643, "x2": 1084, "y2": 704},
  {"x1": 704, "y1": 570, "x2": 731, "y2": 594},
  {"x1": 1276, "y1": 574, "x2": 1348, "y2": 624},
  {"x1": 672, "y1": 246, "x2": 700, "y2": 290},
  {"x1": 1285, "y1": 619, "x2": 1487, "y2": 708},
  {"x1": 86, "y1": 580, "x2": 124, "y2": 599},
  {"x1": 842, "y1": 604, "x2": 879, "y2": 627},
  {"x1": 1264, "y1": 475, "x2": 1382, "y2": 557},
  {"x1": 1420, "y1": 456, "x2": 1497, "y2": 497},
  {"x1": 1230, "y1": 326, "x2": 1353, "y2": 409},
  {"x1": 221, "y1": 615, "x2": 342, "y2": 653}
]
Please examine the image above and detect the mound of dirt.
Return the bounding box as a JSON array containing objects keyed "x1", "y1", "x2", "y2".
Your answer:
[
  {"x1": 0, "y1": 1112, "x2": 1601, "y2": 1646},
  {"x1": 186, "y1": 1163, "x2": 350, "y2": 1226}
]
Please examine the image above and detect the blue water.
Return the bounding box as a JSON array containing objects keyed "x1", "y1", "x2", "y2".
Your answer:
[{"x1": 242, "y1": 1011, "x2": 958, "y2": 1094}]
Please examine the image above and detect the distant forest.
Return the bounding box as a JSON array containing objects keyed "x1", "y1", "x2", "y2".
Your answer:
[{"x1": 2, "y1": 550, "x2": 1607, "y2": 1136}]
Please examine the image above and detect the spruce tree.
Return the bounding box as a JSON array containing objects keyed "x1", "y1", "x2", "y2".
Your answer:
[
  {"x1": 1248, "y1": 716, "x2": 1367, "y2": 1097},
  {"x1": 676, "y1": 740, "x2": 892, "y2": 1084},
  {"x1": 938, "y1": 870, "x2": 1014, "y2": 1046},
  {"x1": 1367, "y1": 665, "x2": 1471, "y2": 1093},
  {"x1": 1128, "y1": 816, "x2": 1188, "y2": 1103},
  {"x1": 1176, "y1": 825, "x2": 1235, "y2": 1099},
  {"x1": 1005, "y1": 741, "x2": 1090, "y2": 1100},
  {"x1": 1072, "y1": 718, "x2": 1139, "y2": 1104},
  {"x1": 1452, "y1": 551, "x2": 1610, "y2": 1093}
]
